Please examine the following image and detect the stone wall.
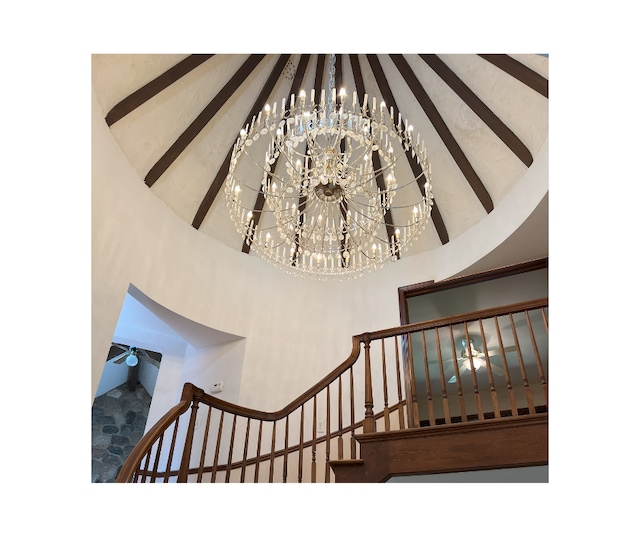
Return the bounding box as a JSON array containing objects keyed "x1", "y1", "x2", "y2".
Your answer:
[{"x1": 91, "y1": 382, "x2": 152, "y2": 483}]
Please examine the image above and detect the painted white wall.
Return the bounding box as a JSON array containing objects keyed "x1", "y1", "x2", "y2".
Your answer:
[
  {"x1": 180, "y1": 339, "x2": 246, "y2": 404},
  {"x1": 94, "y1": 359, "x2": 130, "y2": 397},
  {"x1": 92, "y1": 88, "x2": 548, "y2": 417}
]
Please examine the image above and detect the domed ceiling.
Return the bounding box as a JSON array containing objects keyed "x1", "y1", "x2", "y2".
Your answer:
[{"x1": 92, "y1": 54, "x2": 548, "y2": 269}]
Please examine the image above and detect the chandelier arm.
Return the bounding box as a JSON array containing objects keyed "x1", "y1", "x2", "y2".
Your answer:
[
  {"x1": 340, "y1": 196, "x2": 424, "y2": 249},
  {"x1": 337, "y1": 198, "x2": 386, "y2": 246}
]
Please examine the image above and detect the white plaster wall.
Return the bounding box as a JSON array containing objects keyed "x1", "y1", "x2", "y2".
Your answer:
[
  {"x1": 180, "y1": 339, "x2": 246, "y2": 404},
  {"x1": 92, "y1": 88, "x2": 547, "y2": 414}
]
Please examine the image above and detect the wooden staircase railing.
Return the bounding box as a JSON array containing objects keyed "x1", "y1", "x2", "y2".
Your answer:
[{"x1": 116, "y1": 298, "x2": 548, "y2": 483}]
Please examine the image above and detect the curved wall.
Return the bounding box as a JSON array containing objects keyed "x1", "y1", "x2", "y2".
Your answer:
[{"x1": 92, "y1": 89, "x2": 548, "y2": 411}]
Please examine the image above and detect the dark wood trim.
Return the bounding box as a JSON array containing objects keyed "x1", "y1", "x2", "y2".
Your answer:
[
  {"x1": 479, "y1": 54, "x2": 549, "y2": 98},
  {"x1": 398, "y1": 257, "x2": 548, "y2": 325},
  {"x1": 105, "y1": 54, "x2": 214, "y2": 126},
  {"x1": 145, "y1": 54, "x2": 266, "y2": 188},
  {"x1": 192, "y1": 54, "x2": 292, "y2": 229},
  {"x1": 332, "y1": 414, "x2": 547, "y2": 483},
  {"x1": 389, "y1": 54, "x2": 494, "y2": 214},
  {"x1": 428, "y1": 200, "x2": 449, "y2": 245},
  {"x1": 420, "y1": 54, "x2": 533, "y2": 167}
]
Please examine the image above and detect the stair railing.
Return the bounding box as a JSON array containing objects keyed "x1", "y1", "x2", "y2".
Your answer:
[{"x1": 116, "y1": 298, "x2": 547, "y2": 482}]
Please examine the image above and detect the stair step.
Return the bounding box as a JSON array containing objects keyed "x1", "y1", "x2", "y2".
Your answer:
[{"x1": 328, "y1": 459, "x2": 364, "y2": 467}]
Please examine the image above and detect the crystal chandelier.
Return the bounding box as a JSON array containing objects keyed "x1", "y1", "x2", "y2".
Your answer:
[{"x1": 225, "y1": 54, "x2": 433, "y2": 280}]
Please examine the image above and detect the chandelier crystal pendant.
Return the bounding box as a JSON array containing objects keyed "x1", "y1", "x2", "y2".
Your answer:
[{"x1": 225, "y1": 54, "x2": 433, "y2": 280}]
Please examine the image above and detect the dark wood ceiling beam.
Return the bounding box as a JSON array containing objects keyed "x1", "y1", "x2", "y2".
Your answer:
[
  {"x1": 314, "y1": 54, "x2": 326, "y2": 92},
  {"x1": 388, "y1": 54, "x2": 494, "y2": 214},
  {"x1": 145, "y1": 54, "x2": 266, "y2": 188},
  {"x1": 348, "y1": 54, "x2": 397, "y2": 251},
  {"x1": 332, "y1": 55, "x2": 351, "y2": 265},
  {"x1": 478, "y1": 54, "x2": 548, "y2": 98},
  {"x1": 359, "y1": 54, "x2": 449, "y2": 245},
  {"x1": 192, "y1": 54, "x2": 292, "y2": 229},
  {"x1": 105, "y1": 54, "x2": 214, "y2": 127},
  {"x1": 243, "y1": 55, "x2": 312, "y2": 254},
  {"x1": 420, "y1": 54, "x2": 533, "y2": 167}
]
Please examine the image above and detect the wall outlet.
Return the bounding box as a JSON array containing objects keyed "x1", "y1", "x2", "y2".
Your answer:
[
  {"x1": 211, "y1": 382, "x2": 224, "y2": 394},
  {"x1": 317, "y1": 419, "x2": 325, "y2": 434}
]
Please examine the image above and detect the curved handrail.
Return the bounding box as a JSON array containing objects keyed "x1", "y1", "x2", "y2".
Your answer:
[
  {"x1": 117, "y1": 335, "x2": 363, "y2": 482},
  {"x1": 361, "y1": 298, "x2": 548, "y2": 340},
  {"x1": 116, "y1": 383, "x2": 195, "y2": 482},
  {"x1": 194, "y1": 334, "x2": 363, "y2": 422},
  {"x1": 116, "y1": 298, "x2": 548, "y2": 482}
]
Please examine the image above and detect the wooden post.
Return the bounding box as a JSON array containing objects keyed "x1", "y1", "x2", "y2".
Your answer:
[
  {"x1": 363, "y1": 337, "x2": 376, "y2": 433},
  {"x1": 177, "y1": 387, "x2": 203, "y2": 482}
]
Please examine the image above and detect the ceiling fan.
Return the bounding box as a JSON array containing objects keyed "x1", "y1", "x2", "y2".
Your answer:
[
  {"x1": 110, "y1": 343, "x2": 159, "y2": 368},
  {"x1": 447, "y1": 339, "x2": 514, "y2": 384}
]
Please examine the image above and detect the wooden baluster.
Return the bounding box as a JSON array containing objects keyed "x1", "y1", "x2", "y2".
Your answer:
[
  {"x1": 479, "y1": 319, "x2": 501, "y2": 419},
  {"x1": 225, "y1": 414, "x2": 237, "y2": 483},
  {"x1": 393, "y1": 336, "x2": 406, "y2": 429},
  {"x1": 381, "y1": 338, "x2": 391, "y2": 431},
  {"x1": 240, "y1": 417, "x2": 252, "y2": 483},
  {"x1": 421, "y1": 329, "x2": 436, "y2": 427},
  {"x1": 325, "y1": 385, "x2": 331, "y2": 483},
  {"x1": 139, "y1": 451, "x2": 152, "y2": 483},
  {"x1": 312, "y1": 395, "x2": 317, "y2": 483},
  {"x1": 464, "y1": 322, "x2": 484, "y2": 420},
  {"x1": 404, "y1": 334, "x2": 420, "y2": 428},
  {"x1": 210, "y1": 411, "x2": 224, "y2": 483},
  {"x1": 349, "y1": 367, "x2": 356, "y2": 458},
  {"x1": 542, "y1": 307, "x2": 549, "y2": 334},
  {"x1": 526, "y1": 309, "x2": 548, "y2": 408},
  {"x1": 494, "y1": 317, "x2": 518, "y2": 417},
  {"x1": 178, "y1": 396, "x2": 201, "y2": 482},
  {"x1": 510, "y1": 313, "x2": 536, "y2": 414},
  {"x1": 363, "y1": 337, "x2": 376, "y2": 433},
  {"x1": 269, "y1": 421, "x2": 277, "y2": 483},
  {"x1": 166, "y1": 417, "x2": 181, "y2": 483},
  {"x1": 435, "y1": 328, "x2": 451, "y2": 424},
  {"x1": 338, "y1": 376, "x2": 344, "y2": 459},
  {"x1": 283, "y1": 415, "x2": 289, "y2": 483},
  {"x1": 254, "y1": 420, "x2": 263, "y2": 483},
  {"x1": 298, "y1": 405, "x2": 305, "y2": 483},
  {"x1": 449, "y1": 326, "x2": 468, "y2": 421},
  {"x1": 150, "y1": 433, "x2": 164, "y2": 482},
  {"x1": 196, "y1": 406, "x2": 213, "y2": 483}
]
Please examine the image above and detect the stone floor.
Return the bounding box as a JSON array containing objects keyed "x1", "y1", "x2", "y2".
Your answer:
[{"x1": 91, "y1": 382, "x2": 152, "y2": 483}]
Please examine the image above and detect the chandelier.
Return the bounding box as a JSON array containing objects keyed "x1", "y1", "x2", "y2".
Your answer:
[{"x1": 225, "y1": 54, "x2": 433, "y2": 280}]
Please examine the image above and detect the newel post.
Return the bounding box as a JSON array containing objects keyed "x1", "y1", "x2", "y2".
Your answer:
[
  {"x1": 363, "y1": 336, "x2": 376, "y2": 433},
  {"x1": 177, "y1": 384, "x2": 204, "y2": 482}
]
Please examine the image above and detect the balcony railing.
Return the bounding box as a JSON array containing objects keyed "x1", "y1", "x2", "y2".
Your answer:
[{"x1": 116, "y1": 298, "x2": 548, "y2": 482}]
